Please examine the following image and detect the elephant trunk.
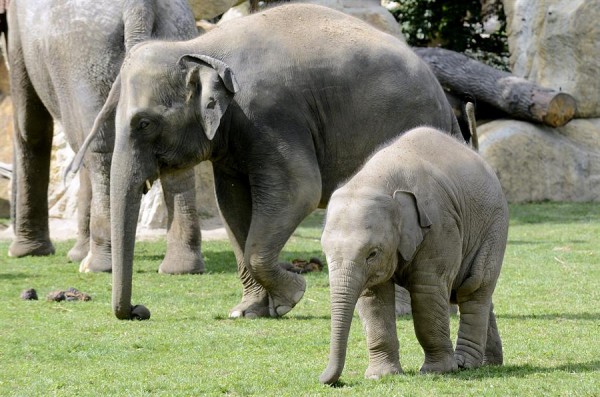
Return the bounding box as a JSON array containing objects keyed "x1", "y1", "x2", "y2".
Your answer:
[
  {"x1": 110, "y1": 151, "x2": 147, "y2": 320},
  {"x1": 320, "y1": 263, "x2": 366, "y2": 385}
]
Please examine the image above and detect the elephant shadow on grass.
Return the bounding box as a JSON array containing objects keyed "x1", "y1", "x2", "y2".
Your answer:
[
  {"x1": 498, "y1": 312, "x2": 600, "y2": 321},
  {"x1": 329, "y1": 360, "x2": 600, "y2": 388},
  {"x1": 450, "y1": 360, "x2": 600, "y2": 380}
]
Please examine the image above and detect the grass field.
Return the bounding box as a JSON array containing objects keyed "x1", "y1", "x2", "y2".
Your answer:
[{"x1": 0, "y1": 203, "x2": 599, "y2": 396}]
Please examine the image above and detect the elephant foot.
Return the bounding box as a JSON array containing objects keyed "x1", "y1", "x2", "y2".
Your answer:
[
  {"x1": 229, "y1": 295, "x2": 270, "y2": 319},
  {"x1": 420, "y1": 354, "x2": 458, "y2": 374},
  {"x1": 68, "y1": 238, "x2": 90, "y2": 262},
  {"x1": 365, "y1": 362, "x2": 403, "y2": 380},
  {"x1": 483, "y1": 338, "x2": 503, "y2": 366},
  {"x1": 79, "y1": 250, "x2": 112, "y2": 273},
  {"x1": 9, "y1": 238, "x2": 55, "y2": 258},
  {"x1": 454, "y1": 348, "x2": 484, "y2": 370},
  {"x1": 267, "y1": 272, "x2": 306, "y2": 317},
  {"x1": 158, "y1": 246, "x2": 205, "y2": 275}
]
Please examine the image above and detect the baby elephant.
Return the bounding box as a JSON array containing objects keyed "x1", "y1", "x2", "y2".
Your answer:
[{"x1": 320, "y1": 127, "x2": 508, "y2": 384}]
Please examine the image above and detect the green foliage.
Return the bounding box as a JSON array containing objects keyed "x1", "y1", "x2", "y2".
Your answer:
[
  {"x1": 1, "y1": 204, "x2": 599, "y2": 396},
  {"x1": 388, "y1": 0, "x2": 510, "y2": 69}
]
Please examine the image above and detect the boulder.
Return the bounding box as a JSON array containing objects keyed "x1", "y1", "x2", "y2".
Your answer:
[
  {"x1": 479, "y1": 118, "x2": 600, "y2": 202},
  {"x1": 503, "y1": 0, "x2": 600, "y2": 118},
  {"x1": 188, "y1": 0, "x2": 241, "y2": 20}
]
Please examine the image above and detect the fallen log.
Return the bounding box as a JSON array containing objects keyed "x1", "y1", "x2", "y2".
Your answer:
[{"x1": 414, "y1": 47, "x2": 577, "y2": 127}]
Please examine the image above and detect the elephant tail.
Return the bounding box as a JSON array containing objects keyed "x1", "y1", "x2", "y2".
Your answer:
[
  {"x1": 465, "y1": 101, "x2": 478, "y2": 151},
  {"x1": 63, "y1": 74, "x2": 121, "y2": 181},
  {"x1": 122, "y1": 0, "x2": 156, "y2": 53}
]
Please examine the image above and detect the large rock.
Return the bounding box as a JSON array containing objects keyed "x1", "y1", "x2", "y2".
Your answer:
[
  {"x1": 479, "y1": 118, "x2": 600, "y2": 202},
  {"x1": 503, "y1": 0, "x2": 600, "y2": 118},
  {"x1": 188, "y1": 0, "x2": 241, "y2": 20}
]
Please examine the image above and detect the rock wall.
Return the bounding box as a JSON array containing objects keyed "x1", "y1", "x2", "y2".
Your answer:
[
  {"x1": 479, "y1": 0, "x2": 600, "y2": 202},
  {"x1": 503, "y1": 0, "x2": 600, "y2": 118}
]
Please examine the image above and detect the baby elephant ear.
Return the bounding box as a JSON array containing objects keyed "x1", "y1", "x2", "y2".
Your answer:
[
  {"x1": 393, "y1": 190, "x2": 432, "y2": 262},
  {"x1": 179, "y1": 54, "x2": 239, "y2": 140}
]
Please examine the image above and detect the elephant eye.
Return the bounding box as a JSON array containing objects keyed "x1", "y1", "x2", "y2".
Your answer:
[
  {"x1": 366, "y1": 249, "x2": 379, "y2": 262},
  {"x1": 138, "y1": 118, "x2": 151, "y2": 130}
]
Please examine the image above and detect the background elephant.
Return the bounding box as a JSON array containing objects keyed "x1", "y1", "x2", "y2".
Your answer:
[
  {"x1": 320, "y1": 127, "x2": 508, "y2": 384},
  {"x1": 77, "y1": 3, "x2": 465, "y2": 320},
  {"x1": 7, "y1": 0, "x2": 204, "y2": 274}
]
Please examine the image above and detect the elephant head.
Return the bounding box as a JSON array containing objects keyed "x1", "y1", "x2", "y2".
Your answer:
[
  {"x1": 71, "y1": 42, "x2": 239, "y2": 319},
  {"x1": 319, "y1": 188, "x2": 431, "y2": 384}
]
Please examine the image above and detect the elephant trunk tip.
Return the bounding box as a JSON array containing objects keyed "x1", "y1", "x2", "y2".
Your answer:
[
  {"x1": 319, "y1": 364, "x2": 343, "y2": 385},
  {"x1": 113, "y1": 303, "x2": 151, "y2": 320}
]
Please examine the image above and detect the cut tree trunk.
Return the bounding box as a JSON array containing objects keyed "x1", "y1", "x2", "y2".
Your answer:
[{"x1": 414, "y1": 47, "x2": 577, "y2": 127}]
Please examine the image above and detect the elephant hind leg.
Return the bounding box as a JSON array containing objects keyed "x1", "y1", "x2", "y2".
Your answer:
[
  {"x1": 455, "y1": 237, "x2": 505, "y2": 369},
  {"x1": 68, "y1": 167, "x2": 92, "y2": 262},
  {"x1": 483, "y1": 303, "x2": 503, "y2": 366}
]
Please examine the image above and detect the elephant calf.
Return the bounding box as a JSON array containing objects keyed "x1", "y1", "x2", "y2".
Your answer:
[{"x1": 320, "y1": 127, "x2": 508, "y2": 384}]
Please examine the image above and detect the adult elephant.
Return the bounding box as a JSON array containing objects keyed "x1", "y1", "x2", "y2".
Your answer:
[
  {"x1": 8, "y1": 0, "x2": 204, "y2": 274},
  {"x1": 76, "y1": 3, "x2": 465, "y2": 320}
]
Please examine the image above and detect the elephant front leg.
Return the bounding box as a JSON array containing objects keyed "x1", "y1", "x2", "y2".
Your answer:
[
  {"x1": 409, "y1": 271, "x2": 457, "y2": 373},
  {"x1": 79, "y1": 152, "x2": 112, "y2": 272},
  {"x1": 8, "y1": 68, "x2": 55, "y2": 258},
  {"x1": 357, "y1": 280, "x2": 402, "y2": 379},
  {"x1": 68, "y1": 167, "x2": 91, "y2": 262},
  {"x1": 214, "y1": 169, "x2": 270, "y2": 318},
  {"x1": 158, "y1": 168, "x2": 205, "y2": 274}
]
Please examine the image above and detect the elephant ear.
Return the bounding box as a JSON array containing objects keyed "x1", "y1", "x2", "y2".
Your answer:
[
  {"x1": 178, "y1": 54, "x2": 239, "y2": 140},
  {"x1": 393, "y1": 190, "x2": 432, "y2": 262}
]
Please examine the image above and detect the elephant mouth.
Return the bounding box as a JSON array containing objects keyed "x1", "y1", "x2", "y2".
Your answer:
[{"x1": 143, "y1": 179, "x2": 153, "y2": 194}]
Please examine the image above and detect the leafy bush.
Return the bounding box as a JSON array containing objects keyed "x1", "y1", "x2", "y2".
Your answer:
[{"x1": 386, "y1": 0, "x2": 510, "y2": 70}]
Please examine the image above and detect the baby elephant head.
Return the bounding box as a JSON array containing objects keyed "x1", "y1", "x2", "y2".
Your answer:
[{"x1": 320, "y1": 188, "x2": 431, "y2": 384}]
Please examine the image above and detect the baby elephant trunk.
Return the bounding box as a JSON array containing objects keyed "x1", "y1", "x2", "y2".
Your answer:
[{"x1": 320, "y1": 263, "x2": 366, "y2": 384}]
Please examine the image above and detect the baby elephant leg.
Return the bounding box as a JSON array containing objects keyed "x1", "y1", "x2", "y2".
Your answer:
[
  {"x1": 483, "y1": 302, "x2": 503, "y2": 365},
  {"x1": 455, "y1": 296, "x2": 491, "y2": 369},
  {"x1": 409, "y1": 268, "x2": 457, "y2": 374},
  {"x1": 357, "y1": 280, "x2": 402, "y2": 379},
  {"x1": 455, "y1": 239, "x2": 504, "y2": 369}
]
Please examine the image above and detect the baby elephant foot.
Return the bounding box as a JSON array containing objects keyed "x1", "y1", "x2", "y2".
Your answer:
[
  {"x1": 158, "y1": 247, "x2": 205, "y2": 275},
  {"x1": 229, "y1": 295, "x2": 270, "y2": 319},
  {"x1": 79, "y1": 250, "x2": 112, "y2": 273},
  {"x1": 268, "y1": 272, "x2": 306, "y2": 317},
  {"x1": 454, "y1": 348, "x2": 484, "y2": 370},
  {"x1": 9, "y1": 238, "x2": 55, "y2": 258},
  {"x1": 420, "y1": 354, "x2": 458, "y2": 374},
  {"x1": 365, "y1": 362, "x2": 403, "y2": 380}
]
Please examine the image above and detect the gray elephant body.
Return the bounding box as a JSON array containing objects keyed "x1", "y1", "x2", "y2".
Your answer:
[
  {"x1": 8, "y1": 0, "x2": 204, "y2": 274},
  {"x1": 82, "y1": 3, "x2": 463, "y2": 320},
  {"x1": 320, "y1": 127, "x2": 508, "y2": 384}
]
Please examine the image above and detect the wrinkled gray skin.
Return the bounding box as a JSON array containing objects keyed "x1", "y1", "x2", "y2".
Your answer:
[
  {"x1": 78, "y1": 4, "x2": 463, "y2": 320},
  {"x1": 7, "y1": 0, "x2": 205, "y2": 274},
  {"x1": 320, "y1": 127, "x2": 508, "y2": 384}
]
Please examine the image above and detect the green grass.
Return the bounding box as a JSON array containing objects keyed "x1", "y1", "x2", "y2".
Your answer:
[{"x1": 1, "y1": 204, "x2": 599, "y2": 396}]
